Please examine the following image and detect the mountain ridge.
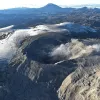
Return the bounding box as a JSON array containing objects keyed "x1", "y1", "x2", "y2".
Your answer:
[{"x1": 0, "y1": 3, "x2": 100, "y2": 13}]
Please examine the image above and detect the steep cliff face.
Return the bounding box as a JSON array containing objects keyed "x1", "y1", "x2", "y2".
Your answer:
[
  {"x1": 58, "y1": 57, "x2": 100, "y2": 100},
  {"x1": 0, "y1": 22, "x2": 100, "y2": 100},
  {"x1": 4, "y1": 37, "x2": 100, "y2": 100},
  {"x1": 0, "y1": 31, "x2": 76, "y2": 100},
  {"x1": 2, "y1": 50, "x2": 77, "y2": 100}
]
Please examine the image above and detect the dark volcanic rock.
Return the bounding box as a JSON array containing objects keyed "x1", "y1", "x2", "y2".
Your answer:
[
  {"x1": 23, "y1": 32, "x2": 70, "y2": 64},
  {"x1": 3, "y1": 52, "x2": 77, "y2": 100},
  {"x1": 0, "y1": 20, "x2": 100, "y2": 100}
]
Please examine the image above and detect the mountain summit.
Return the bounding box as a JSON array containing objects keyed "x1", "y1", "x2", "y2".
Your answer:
[
  {"x1": 42, "y1": 3, "x2": 62, "y2": 9},
  {"x1": 39, "y1": 3, "x2": 62, "y2": 12}
]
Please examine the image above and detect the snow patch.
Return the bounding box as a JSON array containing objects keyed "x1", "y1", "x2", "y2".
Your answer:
[
  {"x1": 0, "y1": 24, "x2": 67, "y2": 61},
  {"x1": 0, "y1": 22, "x2": 97, "y2": 61},
  {"x1": 56, "y1": 22, "x2": 96, "y2": 33},
  {"x1": 0, "y1": 25, "x2": 14, "y2": 32}
]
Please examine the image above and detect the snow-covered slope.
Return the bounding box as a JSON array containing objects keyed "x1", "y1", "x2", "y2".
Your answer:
[
  {"x1": 56, "y1": 22, "x2": 96, "y2": 33},
  {"x1": 0, "y1": 24, "x2": 67, "y2": 60},
  {"x1": 0, "y1": 22, "x2": 97, "y2": 61},
  {"x1": 0, "y1": 25, "x2": 14, "y2": 32}
]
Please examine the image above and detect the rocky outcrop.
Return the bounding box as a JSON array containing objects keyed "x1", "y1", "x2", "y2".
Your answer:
[
  {"x1": 0, "y1": 39, "x2": 77, "y2": 100},
  {"x1": 0, "y1": 22, "x2": 100, "y2": 100},
  {"x1": 58, "y1": 57, "x2": 100, "y2": 100}
]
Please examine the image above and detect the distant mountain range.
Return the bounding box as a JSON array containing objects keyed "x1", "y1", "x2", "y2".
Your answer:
[
  {"x1": 0, "y1": 3, "x2": 99, "y2": 29},
  {"x1": 0, "y1": 3, "x2": 99, "y2": 14},
  {"x1": 68, "y1": 4, "x2": 100, "y2": 8},
  {"x1": 0, "y1": 3, "x2": 74, "y2": 14}
]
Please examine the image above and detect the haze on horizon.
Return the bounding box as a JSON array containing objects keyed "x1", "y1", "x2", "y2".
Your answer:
[{"x1": 0, "y1": 0, "x2": 100, "y2": 9}]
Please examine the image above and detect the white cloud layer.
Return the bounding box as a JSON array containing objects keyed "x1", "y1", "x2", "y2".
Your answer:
[
  {"x1": 0, "y1": 22, "x2": 98, "y2": 61},
  {"x1": 0, "y1": 24, "x2": 66, "y2": 60},
  {"x1": 51, "y1": 39, "x2": 100, "y2": 60}
]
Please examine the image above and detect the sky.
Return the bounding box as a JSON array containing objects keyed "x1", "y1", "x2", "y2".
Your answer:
[{"x1": 0, "y1": 0, "x2": 100, "y2": 9}]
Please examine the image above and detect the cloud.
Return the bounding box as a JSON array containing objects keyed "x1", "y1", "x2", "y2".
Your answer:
[
  {"x1": 0, "y1": 23, "x2": 98, "y2": 61},
  {"x1": 92, "y1": 44, "x2": 100, "y2": 52},
  {"x1": 0, "y1": 24, "x2": 67, "y2": 61},
  {"x1": 50, "y1": 39, "x2": 100, "y2": 61}
]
